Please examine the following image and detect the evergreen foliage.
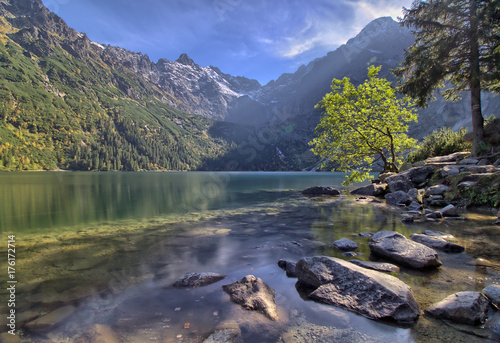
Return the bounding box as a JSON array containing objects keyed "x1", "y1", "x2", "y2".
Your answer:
[{"x1": 310, "y1": 66, "x2": 418, "y2": 185}]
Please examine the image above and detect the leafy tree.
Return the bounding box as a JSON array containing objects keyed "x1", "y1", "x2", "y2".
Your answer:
[
  {"x1": 395, "y1": 0, "x2": 500, "y2": 156},
  {"x1": 310, "y1": 66, "x2": 418, "y2": 185}
]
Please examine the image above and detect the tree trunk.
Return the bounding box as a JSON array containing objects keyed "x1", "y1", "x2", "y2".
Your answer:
[{"x1": 469, "y1": 0, "x2": 485, "y2": 156}]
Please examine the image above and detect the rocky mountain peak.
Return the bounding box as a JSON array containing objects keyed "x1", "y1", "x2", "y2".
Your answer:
[{"x1": 176, "y1": 53, "x2": 196, "y2": 66}]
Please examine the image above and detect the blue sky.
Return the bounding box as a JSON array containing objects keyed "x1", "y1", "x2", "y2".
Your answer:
[{"x1": 43, "y1": 0, "x2": 413, "y2": 85}]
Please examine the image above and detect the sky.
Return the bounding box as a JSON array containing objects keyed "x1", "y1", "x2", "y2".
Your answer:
[{"x1": 43, "y1": 0, "x2": 413, "y2": 85}]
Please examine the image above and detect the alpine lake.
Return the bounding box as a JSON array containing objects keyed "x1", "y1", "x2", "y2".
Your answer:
[{"x1": 0, "y1": 171, "x2": 499, "y2": 342}]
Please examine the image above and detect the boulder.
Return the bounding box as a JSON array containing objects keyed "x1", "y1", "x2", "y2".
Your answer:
[
  {"x1": 441, "y1": 166, "x2": 460, "y2": 177},
  {"x1": 349, "y1": 260, "x2": 400, "y2": 273},
  {"x1": 482, "y1": 285, "x2": 500, "y2": 308},
  {"x1": 173, "y1": 272, "x2": 226, "y2": 288},
  {"x1": 425, "y1": 184, "x2": 449, "y2": 196},
  {"x1": 429, "y1": 199, "x2": 450, "y2": 207},
  {"x1": 350, "y1": 184, "x2": 386, "y2": 196},
  {"x1": 302, "y1": 186, "x2": 340, "y2": 196},
  {"x1": 24, "y1": 305, "x2": 76, "y2": 332},
  {"x1": 410, "y1": 234, "x2": 464, "y2": 253},
  {"x1": 426, "y1": 292, "x2": 490, "y2": 325},
  {"x1": 407, "y1": 201, "x2": 422, "y2": 211},
  {"x1": 222, "y1": 275, "x2": 278, "y2": 321},
  {"x1": 438, "y1": 204, "x2": 459, "y2": 217},
  {"x1": 385, "y1": 191, "x2": 412, "y2": 206},
  {"x1": 295, "y1": 256, "x2": 420, "y2": 323},
  {"x1": 422, "y1": 230, "x2": 455, "y2": 240},
  {"x1": 378, "y1": 172, "x2": 397, "y2": 183},
  {"x1": 278, "y1": 259, "x2": 297, "y2": 277},
  {"x1": 369, "y1": 231, "x2": 442, "y2": 269},
  {"x1": 459, "y1": 158, "x2": 479, "y2": 165},
  {"x1": 407, "y1": 188, "x2": 425, "y2": 203},
  {"x1": 425, "y1": 152, "x2": 470, "y2": 163},
  {"x1": 402, "y1": 216, "x2": 414, "y2": 224},
  {"x1": 358, "y1": 232, "x2": 373, "y2": 238},
  {"x1": 404, "y1": 166, "x2": 435, "y2": 184},
  {"x1": 387, "y1": 180, "x2": 414, "y2": 193},
  {"x1": 331, "y1": 238, "x2": 358, "y2": 252}
]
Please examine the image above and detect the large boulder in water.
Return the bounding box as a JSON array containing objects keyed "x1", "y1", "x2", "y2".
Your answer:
[
  {"x1": 369, "y1": 231, "x2": 442, "y2": 269},
  {"x1": 302, "y1": 186, "x2": 340, "y2": 196},
  {"x1": 295, "y1": 256, "x2": 420, "y2": 323},
  {"x1": 426, "y1": 292, "x2": 490, "y2": 325},
  {"x1": 222, "y1": 275, "x2": 278, "y2": 321},
  {"x1": 385, "y1": 191, "x2": 412, "y2": 206},
  {"x1": 410, "y1": 234, "x2": 464, "y2": 253},
  {"x1": 173, "y1": 272, "x2": 226, "y2": 288}
]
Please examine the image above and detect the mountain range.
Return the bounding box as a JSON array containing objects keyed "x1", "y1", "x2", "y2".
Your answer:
[{"x1": 0, "y1": 0, "x2": 498, "y2": 171}]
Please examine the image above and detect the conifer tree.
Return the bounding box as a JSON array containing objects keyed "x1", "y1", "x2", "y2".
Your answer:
[{"x1": 395, "y1": 0, "x2": 500, "y2": 156}]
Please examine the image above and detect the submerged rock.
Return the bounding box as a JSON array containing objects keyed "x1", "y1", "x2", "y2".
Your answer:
[
  {"x1": 438, "y1": 204, "x2": 459, "y2": 217},
  {"x1": 332, "y1": 238, "x2": 358, "y2": 252},
  {"x1": 349, "y1": 260, "x2": 400, "y2": 273},
  {"x1": 278, "y1": 259, "x2": 297, "y2": 277},
  {"x1": 295, "y1": 256, "x2": 420, "y2": 323},
  {"x1": 203, "y1": 321, "x2": 242, "y2": 343},
  {"x1": 222, "y1": 275, "x2": 278, "y2": 321},
  {"x1": 302, "y1": 186, "x2": 340, "y2": 196},
  {"x1": 482, "y1": 285, "x2": 500, "y2": 308},
  {"x1": 24, "y1": 305, "x2": 76, "y2": 332},
  {"x1": 369, "y1": 231, "x2": 442, "y2": 269},
  {"x1": 426, "y1": 292, "x2": 490, "y2": 325},
  {"x1": 410, "y1": 234, "x2": 465, "y2": 253},
  {"x1": 173, "y1": 272, "x2": 226, "y2": 288},
  {"x1": 422, "y1": 230, "x2": 455, "y2": 240}
]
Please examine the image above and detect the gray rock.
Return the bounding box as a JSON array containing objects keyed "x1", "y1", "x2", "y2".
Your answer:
[
  {"x1": 222, "y1": 275, "x2": 278, "y2": 321},
  {"x1": 202, "y1": 322, "x2": 242, "y2": 343},
  {"x1": 385, "y1": 173, "x2": 411, "y2": 184},
  {"x1": 295, "y1": 256, "x2": 420, "y2": 323},
  {"x1": 407, "y1": 201, "x2": 422, "y2": 211},
  {"x1": 404, "y1": 166, "x2": 435, "y2": 184},
  {"x1": 459, "y1": 158, "x2": 479, "y2": 165},
  {"x1": 349, "y1": 260, "x2": 400, "y2": 273},
  {"x1": 426, "y1": 292, "x2": 490, "y2": 325},
  {"x1": 429, "y1": 199, "x2": 450, "y2": 207},
  {"x1": 385, "y1": 191, "x2": 411, "y2": 206},
  {"x1": 402, "y1": 216, "x2": 414, "y2": 224},
  {"x1": 24, "y1": 305, "x2": 76, "y2": 332},
  {"x1": 358, "y1": 232, "x2": 373, "y2": 238},
  {"x1": 173, "y1": 272, "x2": 226, "y2": 288},
  {"x1": 342, "y1": 251, "x2": 361, "y2": 257},
  {"x1": 369, "y1": 231, "x2": 442, "y2": 269},
  {"x1": 410, "y1": 234, "x2": 464, "y2": 253},
  {"x1": 407, "y1": 188, "x2": 425, "y2": 203},
  {"x1": 457, "y1": 181, "x2": 477, "y2": 188},
  {"x1": 278, "y1": 260, "x2": 297, "y2": 277},
  {"x1": 441, "y1": 166, "x2": 460, "y2": 177},
  {"x1": 438, "y1": 204, "x2": 459, "y2": 217},
  {"x1": 425, "y1": 152, "x2": 469, "y2": 163},
  {"x1": 302, "y1": 186, "x2": 340, "y2": 196},
  {"x1": 350, "y1": 184, "x2": 386, "y2": 196},
  {"x1": 332, "y1": 238, "x2": 358, "y2": 252},
  {"x1": 425, "y1": 211, "x2": 443, "y2": 219},
  {"x1": 482, "y1": 285, "x2": 500, "y2": 308},
  {"x1": 388, "y1": 180, "x2": 414, "y2": 193},
  {"x1": 378, "y1": 172, "x2": 397, "y2": 183},
  {"x1": 426, "y1": 184, "x2": 449, "y2": 196},
  {"x1": 422, "y1": 230, "x2": 455, "y2": 240}
]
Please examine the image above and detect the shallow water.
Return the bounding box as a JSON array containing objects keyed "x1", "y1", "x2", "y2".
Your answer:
[{"x1": 0, "y1": 172, "x2": 499, "y2": 342}]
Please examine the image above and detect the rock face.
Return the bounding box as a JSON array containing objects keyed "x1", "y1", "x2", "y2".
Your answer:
[
  {"x1": 222, "y1": 275, "x2": 278, "y2": 321},
  {"x1": 482, "y1": 285, "x2": 500, "y2": 308},
  {"x1": 426, "y1": 292, "x2": 490, "y2": 325},
  {"x1": 349, "y1": 260, "x2": 400, "y2": 273},
  {"x1": 295, "y1": 256, "x2": 420, "y2": 323},
  {"x1": 369, "y1": 231, "x2": 442, "y2": 269},
  {"x1": 332, "y1": 238, "x2": 358, "y2": 252},
  {"x1": 173, "y1": 272, "x2": 226, "y2": 288},
  {"x1": 302, "y1": 186, "x2": 341, "y2": 196},
  {"x1": 410, "y1": 234, "x2": 464, "y2": 253}
]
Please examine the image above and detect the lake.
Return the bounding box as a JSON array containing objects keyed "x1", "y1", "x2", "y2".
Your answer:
[{"x1": 0, "y1": 172, "x2": 499, "y2": 342}]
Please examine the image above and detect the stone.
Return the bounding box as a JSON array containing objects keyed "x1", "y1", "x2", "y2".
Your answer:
[
  {"x1": 457, "y1": 181, "x2": 477, "y2": 188},
  {"x1": 295, "y1": 256, "x2": 420, "y2": 323},
  {"x1": 384, "y1": 191, "x2": 411, "y2": 206},
  {"x1": 401, "y1": 216, "x2": 414, "y2": 224},
  {"x1": 426, "y1": 292, "x2": 490, "y2": 325},
  {"x1": 24, "y1": 305, "x2": 76, "y2": 332},
  {"x1": 278, "y1": 260, "x2": 297, "y2": 277},
  {"x1": 302, "y1": 186, "x2": 340, "y2": 196},
  {"x1": 426, "y1": 184, "x2": 449, "y2": 196},
  {"x1": 358, "y1": 232, "x2": 373, "y2": 238},
  {"x1": 387, "y1": 180, "x2": 414, "y2": 193},
  {"x1": 331, "y1": 238, "x2": 358, "y2": 252},
  {"x1": 410, "y1": 234, "x2": 464, "y2": 253},
  {"x1": 222, "y1": 275, "x2": 278, "y2": 321},
  {"x1": 441, "y1": 166, "x2": 460, "y2": 177},
  {"x1": 385, "y1": 173, "x2": 411, "y2": 184},
  {"x1": 74, "y1": 324, "x2": 120, "y2": 343},
  {"x1": 407, "y1": 201, "x2": 422, "y2": 211},
  {"x1": 378, "y1": 172, "x2": 397, "y2": 183},
  {"x1": 203, "y1": 322, "x2": 241, "y2": 343},
  {"x1": 425, "y1": 212, "x2": 443, "y2": 220},
  {"x1": 350, "y1": 184, "x2": 386, "y2": 196},
  {"x1": 482, "y1": 285, "x2": 500, "y2": 308},
  {"x1": 173, "y1": 272, "x2": 226, "y2": 288},
  {"x1": 407, "y1": 188, "x2": 425, "y2": 203},
  {"x1": 342, "y1": 251, "x2": 361, "y2": 257},
  {"x1": 422, "y1": 230, "x2": 455, "y2": 240},
  {"x1": 425, "y1": 152, "x2": 470, "y2": 163},
  {"x1": 349, "y1": 260, "x2": 400, "y2": 273},
  {"x1": 438, "y1": 204, "x2": 459, "y2": 217},
  {"x1": 429, "y1": 199, "x2": 450, "y2": 207},
  {"x1": 369, "y1": 231, "x2": 442, "y2": 269},
  {"x1": 459, "y1": 158, "x2": 479, "y2": 165},
  {"x1": 404, "y1": 166, "x2": 435, "y2": 184}
]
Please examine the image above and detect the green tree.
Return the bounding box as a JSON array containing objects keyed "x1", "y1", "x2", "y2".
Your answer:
[
  {"x1": 310, "y1": 66, "x2": 418, "y2": 185},
  {"x1": 395, "y1": 0, "x2": 500, "y2": 156}
]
